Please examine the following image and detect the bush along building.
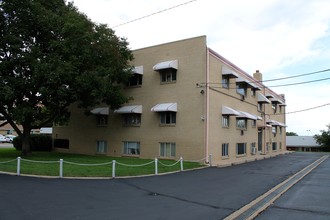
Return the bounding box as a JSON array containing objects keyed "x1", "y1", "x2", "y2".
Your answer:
[{"x1": 53, "y1": 36, "x2": 287, "y2": 166}]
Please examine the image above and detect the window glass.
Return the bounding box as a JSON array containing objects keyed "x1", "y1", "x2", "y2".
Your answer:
[
  {"x1": 222, "y1": 116, "x2": 229, "y2": 127},
  {"x1": 160, "y1": 69, "x2": 177, "y2": 83},
  {"x1": 160, "y1": 112, "x2": 176, "y2": 125},
  {"x1": 160, "y1": 142, "x2": 176, "y2": 157},
  {"x1": 236, "y1": 119, "x2": 246, "y2": 129},
  {"x1": 237, "y1": 143, "x2": 246, "y2": 155},
  {"x1": 237, "y1": 84, "x2": 247, "y2": 96},
  {"x1": 127, "y1": 74, "x2": 142, "y2": 87},
  {"x1": 272, "y1": 142, "x2": 277, "y2": 151},
  {"x1": 123, "y1": 142, "x2": 140, "y2": 155},
  {"x1": 124, "y1": 114, "x2": 141, "y2": 126},
  {"x1": 222, "y1": 77, "x2": 229, "y2": 89},
  {"x1": 96, "y1": 115, "x2": 108, "y2": 126},
  {"x1": 96, "y1": 140, "x2": 107, "y2": 154},
  {"x1": 222, "y1": 143, "x2": 229, "y2": 157}
]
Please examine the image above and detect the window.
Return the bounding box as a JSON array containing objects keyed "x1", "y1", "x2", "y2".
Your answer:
[
  {"x1": 160, "y1": 112, "x2": 176, "y2": 125},
  {"x1": 279, "y1": 127, "x2": 282, "y2": 134},
  {"x1": 222, "y1": 116, "x2": 229, "y2": 127},
  {"x1": 272, "y1": 142, "x2": 277, "y2": 151},
  {"x1": 160, "y1": 69, "x2": 177, "y2": 83},
  {"x1": 96, "y1": 141, "x2": 107, "y2": 154},
  {"x1": 236, "y1": 119, "x2": 246, "y2": 129},
  {"x1": 258, "y1": 103, "x2": 263, "y2": 112},
  {"x1": 251, "y1": 142, "x2": 256, "y2": 154},
  {"x1": 222, "y1": 76, "x2": 229, "y2": 89},
  {"x1": 96, "y1": 115, "x2": 108, "y2": 126},
  {"x1": 251, "y1": 89, "x2": 256, "y2": 97},
  {"x1": 251, "y1": 120, "x2": 256, "y2": 127},
  {"x1": 279, "y1": 142, "x2": 282, "y2": 150},
  {"x1": 222, "y1": 143, "x2": 229, "y2": 157},
  {"x1": 123, "y1": 141, "x2": 140, "y2": 155},
  {"x1": 272, "y1": 103, "x2": 277, "y2": 112},
  {"x1": 266, "y1": 142, "x2": 270, "y2": 151},
  {"x1": 272, "y1": 126, "x2": 277, "y2": 134},
  {"x1": 236, "y1": 143, "x2": 246, "y2": 155},
  {"x1": 124, "y1": 114, "x2": 141, "y2": 126},
  {"x1": 237, "y1": 84, "x2": 247, "y2": 96},
  {"x1": 160, "y1": 142, "x2": 176, "y2": 157},
  {"x1": 127, "y1": 74, "x2": 142, "y2": 87}
]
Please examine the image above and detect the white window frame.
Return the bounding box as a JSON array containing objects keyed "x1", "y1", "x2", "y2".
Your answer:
[
  {"x1": 160, "y1": 142, "x2": 176, "y2": 157},
  {"x1": 160, "y1": 69, "x2": 177, "y2": 83},
  {"x1": 222, "y1": 76, "x2": 229, "y2": 89},
  {"x1": 127, "y1": 73, "x2": 143, "y2": 87},
  {"x1": 236, "y1": 84, "x2": 247, "y2": 96},
  {"x1": 123, "y1": 141, "x2": 140, "y2": 155},
  {"x1": 96, "y1": 115, "x2": 108, "y2": 126},
  {"x1": 96, "y1": 140, "x2": 107, "y2": 154},
  {"x1": 272, "y1": 142, "x2": 277, "y2": 151},
  {"x1": 251, "y1": 120, "x2": 256, "y2": 128},
  {"x1": 236, "y1": 119, "x2": 247, "y2": 129},
  {"x1": 222, "y1": 143, "x2": 229, "y2": 157},
  {"x1": 222, "y1": 115, "x2": 229, "y2": 127},
  {"x1": 160, "y1": 112, "x2": 176, "y2": 125},
  {"x1": 124, "y1": 114, "x2": 141, "y2": 126},
  {"x1": 236, "y1": 143, "x2": 246, "y2": 155}
]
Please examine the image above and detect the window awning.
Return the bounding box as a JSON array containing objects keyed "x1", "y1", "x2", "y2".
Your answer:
[
  {"x1": 257, "y1": 93, "x2": 271, "y2": 104},
  {"x1": 114, "y1": 105, "x2": 142, "y2": 114},
  {"x1": 151, "y1": 103, "x2": 177, "y2": 112},
  {"x1": 265, "y1": 93, "x2": 274, "y2": 98},
  {"x1": 222, "y1": 66, "x2": 239, "y2": 78},
  {"x1": 133, "y1": 66, "x2": 143, "y2": 75},
  {"x1": 236, "y1": 77, "x2": 260, "y2": 90},
  {"x1": 269, "y1": 98, "x2": 282, "y2": 103},
  {"x1": 266, "y1": 119, "x2": 286, "y2": 127},
  {"x1": 90, "y1": 107, "x2": 109, "y2": 115},
  {"x1": 237, "y1": 111, "x2": 262, "y2": 120},
  {"x1": 222, "y1": 106, "x2": 241, "y2": 116},
  {"x1": 153, "y1": 60, "x2": 178, "y2": 71}
]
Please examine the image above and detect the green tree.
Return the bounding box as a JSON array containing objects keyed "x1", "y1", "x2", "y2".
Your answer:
[
  {"x1": 314, "y1": 124, "x2": 330, "y2": 152},
  {"x1": 286, "y1": 131, "x2": 298, "y2": 136},
  {"x1": 0, "y1": 0, "x2": 133, "y2": 155}
]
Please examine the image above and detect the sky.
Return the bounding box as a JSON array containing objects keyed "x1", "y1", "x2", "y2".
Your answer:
[{"x1": 68, "y1": 0, "x2": 330, "y2": 136}]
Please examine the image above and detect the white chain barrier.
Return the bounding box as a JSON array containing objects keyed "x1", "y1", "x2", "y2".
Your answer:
[{"x1": 0, "y1": 156, "x2": 199, "y2": 178}]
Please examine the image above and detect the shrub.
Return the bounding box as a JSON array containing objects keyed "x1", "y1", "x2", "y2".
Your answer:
[{"x1": 13, "y1": 134, "x2": 52, "y2": 151}]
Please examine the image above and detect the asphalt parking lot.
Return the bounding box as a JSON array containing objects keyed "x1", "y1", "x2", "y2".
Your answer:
[{"x1": 0, "y1": 152, "x2": 329, "y2": 220}]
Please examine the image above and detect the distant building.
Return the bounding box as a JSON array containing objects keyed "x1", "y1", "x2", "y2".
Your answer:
[
  {"x1": 286, "y1": 136, "x2": 321, "y2": 152},
  {"x1": 53, "y1": 36, "x2": 287, "y2": 166}
]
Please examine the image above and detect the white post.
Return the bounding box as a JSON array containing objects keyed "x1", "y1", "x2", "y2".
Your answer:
[
  {"x1": 112, "y1": 160, "x2": 116, "y2": 178},
  {"x1": 209, "y1": 154, "x2": 212, "y2": 167},
  {"x1": 155, "y1": 158, "x2": 158, "y2": 175},
  {"x1": 17, "y1": 157, "x2": 21, "y2": 176},
  {"x1": 180, "y1": 157, "x2": 183, "y2": 171},
  {"x1": 59, "y1": 159, "x2": 63, "y2": 178}
]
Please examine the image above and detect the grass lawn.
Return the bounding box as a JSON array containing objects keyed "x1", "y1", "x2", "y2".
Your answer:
[{"x1": 0, "y1": 148, "x2": 205, "y2": 177}]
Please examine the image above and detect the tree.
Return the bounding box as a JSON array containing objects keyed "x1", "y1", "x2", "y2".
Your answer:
[
  {"x1": 314, "y1": 124, "x2": 330, "y2": 152},
  {"x1": 0, "y1": 0, "x2": 133, "y2": 155},
  {"x1": 286, "y1": 132, "x2": 298, "y2": 136}
]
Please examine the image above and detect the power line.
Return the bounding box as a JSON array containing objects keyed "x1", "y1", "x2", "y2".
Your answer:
[
  {"x1": 268, "y1": 77, "x2": 330, "y2": 88},
  {"x1": 112, "y1": 0, "x2": 198, "y2": 28},
  {"x1": 262, "y1": 68, "x2": 330, "y2": 83},
  {"x1": 204, "y1": 67, "x2": 330, "y2": 87},
  {"x1": 276, "y1": 102, "x2": 330, "y2": 115}
]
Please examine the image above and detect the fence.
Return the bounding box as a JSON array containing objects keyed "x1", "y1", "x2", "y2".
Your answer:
[{"x1": 0, "y1": 155, "x2": 212, "y2": 178}]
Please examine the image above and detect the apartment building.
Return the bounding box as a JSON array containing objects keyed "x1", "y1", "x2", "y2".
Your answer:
[{"x1": 53, "y1": 36, "x2": 286, "y2": 166}]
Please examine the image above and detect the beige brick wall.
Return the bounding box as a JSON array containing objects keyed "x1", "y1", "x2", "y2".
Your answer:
[{"x1": 53, "y1": 36, "x2": 286, "y2": 165}]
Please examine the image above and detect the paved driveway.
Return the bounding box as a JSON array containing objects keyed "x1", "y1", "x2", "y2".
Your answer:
[{"x1": 0, "y1": 152, "x2": 328, "y2": 220}]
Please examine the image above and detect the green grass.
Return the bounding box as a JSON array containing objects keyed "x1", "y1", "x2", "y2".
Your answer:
[{"x1": 0, "y1": 148, "x2": 204, "y2": 177}]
